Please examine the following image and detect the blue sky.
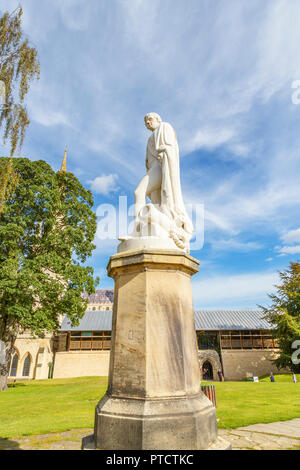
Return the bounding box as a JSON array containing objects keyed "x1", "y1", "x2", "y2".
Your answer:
[{"x1": 1, "y1": 0, "x2": 300, "y2": 309}]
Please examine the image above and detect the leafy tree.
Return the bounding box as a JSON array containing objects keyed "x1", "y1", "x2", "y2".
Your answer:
[
  {"x1": 261, "y1": 262, "x2": 300, "y2": 373},
  {"x1": 0, "y1": 158, "x2": 99, "y2": 390},
  {"x1": 0, "y1": 157, "x2": 19, "y2": 214},
  {"x1": 0, "y1": 6, "x2": 40, "y2": 155},
  {"x1": 0, "y1": 6, "x2": 40, "y2": 214}
]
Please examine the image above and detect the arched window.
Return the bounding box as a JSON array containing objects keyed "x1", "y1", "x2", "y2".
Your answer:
[
  {"x1": 22, "y1": 354, "x2": 31, "y2": 377},
  {"x1": 9, "y1": 351, "x2": 19, "y2": 377}
]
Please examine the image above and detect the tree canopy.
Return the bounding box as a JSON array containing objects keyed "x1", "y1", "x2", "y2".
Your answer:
[
  {"x1": 0, "y1": 6, "x2": 40, "y2": 215},
  {"x1": 262, "y1": 261, "x2": 300, "y2": 373},
  {"x1": 0, "y1": 155, "x2": 19, "y2": 214},
  {"x1": 0, "y1": 157, "x2": 98, "y2": 390}
]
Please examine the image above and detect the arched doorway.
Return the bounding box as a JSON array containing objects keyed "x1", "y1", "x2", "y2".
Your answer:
[
  {"x1": 202, "y1": 360, "x2": 213, "y2": 381},
  {"x1": 198, "y1": 350, "x2": 223, "y2": 381}
]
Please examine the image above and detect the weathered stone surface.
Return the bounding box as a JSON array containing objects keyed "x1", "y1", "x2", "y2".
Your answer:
[
  {"x1": 53, "y1": 351, "x2": 109, "y2": 379},
  {"x1": 93, "y1": 393, "x2": 219, "y2": 450},
  {"x1": 221, "y1": 349, "x2": 288, "y2": 381},
  {"x1": 84, "y1": 249, "x2": 230, "y2": 450},
  {"x1": 219, "y1": 419, "x2": 300, "y2": 450},
  {"x1": 237, "y1": 419, "x2": 300, "y2": 438},
  {"x1": 198, "y1": 350, "x2": 222, "y2": 381},
  {"x1": 3, "y1": 422, "x2": 300, "y2": 450}
]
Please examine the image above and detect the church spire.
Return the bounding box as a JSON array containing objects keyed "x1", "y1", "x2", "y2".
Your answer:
[{"x1": 60, "y1": 147, "x2": 67, "y2": 172}]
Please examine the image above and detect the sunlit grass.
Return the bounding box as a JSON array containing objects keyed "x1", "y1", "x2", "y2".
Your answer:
[
  {"x1": 0, "y1": 374, "x2": 299, "y2": 438},
  {"x1": 0, "y1": 376, "x2": 107, "y2": 438},
  {"x1": 205, "y1": 374, "x2": 300, "y2": 428}
]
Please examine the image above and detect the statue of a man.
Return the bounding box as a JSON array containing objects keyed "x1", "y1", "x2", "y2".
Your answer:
[{"x1": 132, "y1": 113, "x2": 193, "y2": 251}]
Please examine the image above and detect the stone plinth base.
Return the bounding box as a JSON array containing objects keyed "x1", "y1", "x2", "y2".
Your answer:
[
  {"x1": 92, "y1": 393, "x2": 219, "y2": 450},
  {"x1": 83, "y1": 249, "x2": 230, "y2": 450}
]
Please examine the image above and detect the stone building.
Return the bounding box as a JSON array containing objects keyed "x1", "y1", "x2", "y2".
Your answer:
[
  {"x1": 52, "y1": 290, "x2": 284, "y2": 381},
  {"x1": 83, "y1": 289, "x2": 114, "y2": 311},
  {"x1": 194, "y1": 310, "x2": 281, "y2": 380},
  {"x1": 8, "y1": 332, "x2": 54, "y2": 382},
  {"x1": 7, "y1": 289, "x2": 114, "y2": 382}
]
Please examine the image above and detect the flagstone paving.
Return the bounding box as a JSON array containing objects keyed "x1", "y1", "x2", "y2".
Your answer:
[
  {"x1": 1, "y1": 420, "x2": 300, "y2": 450},
  {"x1": 219, "y1": 418, "x2": 300, "y2": 450},
  {"x1": 0, "y1": 429, "x2": 91, "y2": 450},
  {"x1": 236, "y1": 418, "x2": 300, "y2": 438}
]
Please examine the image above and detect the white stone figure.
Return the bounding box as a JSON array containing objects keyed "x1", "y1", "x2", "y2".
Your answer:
[{"x1": 118, "y1": 113, "x2": 193, "y2": 253}]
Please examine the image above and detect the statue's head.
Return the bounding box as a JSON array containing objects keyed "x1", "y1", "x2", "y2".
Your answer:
[{"x1": 144, "y1": 113, "x2": 162, "y2": 131}]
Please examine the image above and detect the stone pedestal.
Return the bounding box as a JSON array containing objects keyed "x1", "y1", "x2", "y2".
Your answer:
[{"x1": 83, "y1": 249, "x2": 230, "y2": 450}]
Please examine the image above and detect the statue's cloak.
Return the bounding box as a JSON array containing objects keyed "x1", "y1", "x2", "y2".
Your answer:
[{"x1": 149, "y1": 122, "x2": 192, "y2": 234}]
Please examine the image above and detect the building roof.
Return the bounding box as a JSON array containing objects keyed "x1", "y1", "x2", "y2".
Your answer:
[
  {"x1": 194, "y1": 310, "x2": 271, "y2": 331},
  {"x1": 60, "y1": 309, "x2": 272, "y2": 332},
  {"x1": 81, "y1": 289, "x2": 114, "y2": 304},
  {"x1": 60, "y1": 310, "x2": 112, "y2": 332}
]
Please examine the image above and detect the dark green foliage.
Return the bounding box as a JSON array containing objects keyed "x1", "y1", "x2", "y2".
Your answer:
[
  {"x1": 261, "y1": 262, "x2": 300, "y2": 373},
  {"x1": 0, "y1": 158, "x2": 99, "y2": 390}
]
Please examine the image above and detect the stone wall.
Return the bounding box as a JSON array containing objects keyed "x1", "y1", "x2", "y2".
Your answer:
[
  {"x1": 52, "y1": 351, "x2": 110, "y2": 378},
  {"x1": 10, "y1": 336, "x2": 53, "y2": 380},
  {"x1": 198, "y1": 350, "x2": 222, "y2": 381},
  {"x1": 221, "y1": 349, "x2": 287, "y2": 380},
  {"x1": 52, "y1": 349, "x2": 287, "y2": 381}
]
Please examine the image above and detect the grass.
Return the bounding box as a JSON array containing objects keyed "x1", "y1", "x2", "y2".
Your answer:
[
  {"x1": 205, "y1": 374, "x2": 300, "y2": 429},
  {"x1": 259, "y1": 373, "x2": 300, "y2": 383},
  {"x1": 0, "y1": 376, "x2": 107, "y2": 439},
  {"x1": 0, "y1": 374, "x2": 299, "y2": 438}
]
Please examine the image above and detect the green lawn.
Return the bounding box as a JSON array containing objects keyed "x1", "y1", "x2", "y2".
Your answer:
[
  {"x1": 0, "y1": 376, "x2": 107, "y2": 439},
  {"x1": 0, "y1": 374, "x2": 299, "y2": 438},
  {"x1": 259, "y1": 373, "x2": 300, "y2": 383},
  {"x1": 206, "y1": 374, "x2": 300, "y2": 428}
]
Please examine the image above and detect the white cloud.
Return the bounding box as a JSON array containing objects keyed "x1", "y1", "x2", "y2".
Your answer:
[
  {"x1": 186, "y1": 165, "x2": 300, "y2": 240},
  {"x1": 281, "y1": 228, "x2": 300, "y2": 245},
  {"x1": 183, "y1": 127, "x2": 235, "y2": 153},
  {"x1": 274, "y1": 228, "x2": 300, "y2": 255},
  {"x1": 88, "y1": 174, "x2": 119, "y2": 196},
  {"x1": 210, "y1": 239, "x2": 262, "y2": 252},
  {"x1": 276, "y1": 245, "x2": 300, "y2": 255},
  {"x1": 31, "y1": 109, "x2": 70, "y2": 127},
  {"x1": 228, "y1": 143, "x2": 250, "y2": 157},
  {"x1": 204, "y1": 209, "x2": 235, "y2": 234},
  {"x1": 192, "y1": 271, "x2": 278, "y2": 307}
]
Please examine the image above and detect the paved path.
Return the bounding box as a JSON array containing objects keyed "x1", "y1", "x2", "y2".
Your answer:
[
  {"x1": 219, "y1": 418, "x2": 300, "y2": 450},
  {"x1": 0, "y1": 429, "x2": 91, "y2": 450},
  {"x1": 237, "y1": 418, "x2": 300, "y2": 438},
  {"x1": 1, "y1": 420, "x2": 300, "y2": 450}
]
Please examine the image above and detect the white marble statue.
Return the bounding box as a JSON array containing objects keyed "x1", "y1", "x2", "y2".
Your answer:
[{"x1": 118, "y1": 113, "x2": 193, "y2": 253}]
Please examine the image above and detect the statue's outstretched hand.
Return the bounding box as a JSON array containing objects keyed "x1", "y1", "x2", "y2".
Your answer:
[{"x1": 157, "y1": 145, "x2": 167, "y2": 161}]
